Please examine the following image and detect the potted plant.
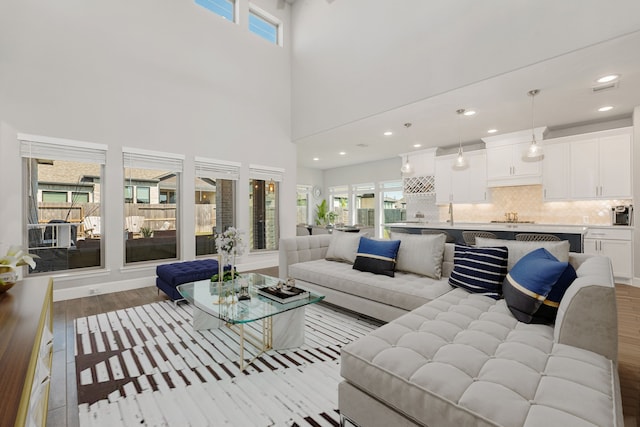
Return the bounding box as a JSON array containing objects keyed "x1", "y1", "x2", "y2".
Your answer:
[
  {"x1": 315, "y1": 199, "x2": 329, "y2": 226},
  {"x1": 139, "y1": 226, "x2": 153, "y2": 238}
]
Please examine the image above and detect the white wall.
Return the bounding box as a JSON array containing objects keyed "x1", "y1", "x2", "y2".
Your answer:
[
  {"x1": 290, "y1": 0, "x2": 640, "y2": 140},
  {"x1": 0, "y1": 0, "x2": 295, "y2": 294},
  {"x1": 323, "y1": 158, "x2": 401, "y2": 188}
]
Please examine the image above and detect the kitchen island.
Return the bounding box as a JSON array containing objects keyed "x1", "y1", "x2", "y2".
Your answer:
[{"x1": 385, "y1": 222, "x2": 588, "y2": 252}]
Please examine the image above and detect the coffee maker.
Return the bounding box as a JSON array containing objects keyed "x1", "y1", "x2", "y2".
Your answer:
[{"x1": 611, "y1": 205, "x2": 633, "y2": 226}]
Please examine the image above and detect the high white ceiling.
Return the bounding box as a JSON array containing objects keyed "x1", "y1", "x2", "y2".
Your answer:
[{"x1": 291, "y1": 3, "x2": 640, "y2": 171}]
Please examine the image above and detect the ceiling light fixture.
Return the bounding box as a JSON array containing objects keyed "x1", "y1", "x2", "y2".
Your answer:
[
  {"x1": 524, "y1": 89, "x2": 543, "y2": 160},
  {"x1": 597, "y1": 74, "x2": 619, "y2": 84},
  {"x1": 313, "y1": 157, "x2": 320, "y2": 161},
  {"x1": 339, "y1": 151, "x2": 346, "y2": 156},
  {"x1": 598, "y1": 105, "x2": 614, "y2": 112},
  {"x1": 400, "y1": 123, "x2": 413, "y2": 174},
  {"x1": 463, "y1": 110, "x2": 476, "y2": 116},
  {"x1": 452, "y1": 109, "x2": 469, "y2": 170},
  {"x1": 413, "y1": 143, "x2": 422, "y2": 148},
  {"x1": 487, "y1": 129, "x2": 498, "y2": 134},
  {"x1": 383, "y1": 131, "x2": 393, "y2": 136}
]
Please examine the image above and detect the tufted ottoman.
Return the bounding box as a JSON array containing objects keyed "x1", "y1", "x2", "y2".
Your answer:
[
  {"x1": 156, "y1": 259, "x2": 220, "y2": 301},
  {"x1": 339, "y1": 286, "x2": 622, "y2": 427}
]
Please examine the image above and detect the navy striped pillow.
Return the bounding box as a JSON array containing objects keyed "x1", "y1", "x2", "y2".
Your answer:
[{"x1": 449, "y1": 245, "x2": 508, "y2": 299}]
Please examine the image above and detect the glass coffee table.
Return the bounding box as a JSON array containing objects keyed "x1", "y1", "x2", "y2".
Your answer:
[{"x1": 177, "y1": 272, "x2": 324, "y2": 370}]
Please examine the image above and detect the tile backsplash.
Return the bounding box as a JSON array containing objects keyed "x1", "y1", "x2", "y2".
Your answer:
[{"x1": 437, "y1": 185, "x2": 631, "y2": 225}]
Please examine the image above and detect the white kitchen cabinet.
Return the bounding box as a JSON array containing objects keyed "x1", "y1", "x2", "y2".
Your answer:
[
  {"x1": 435, "y1": 150, "x2": 488, "y2": 204},
  {"x1": 542, "y1": 140, "x2": 570, "y2": 201},
  {"x1": 584, "y1": 227, "x2": 633, "y2": 281},
  {"x1": 482, "y1": 127, "x2": 545, "y2": 187},
  {"x1": 570, "y1": 129, "x2": 632, "y2": 199}
]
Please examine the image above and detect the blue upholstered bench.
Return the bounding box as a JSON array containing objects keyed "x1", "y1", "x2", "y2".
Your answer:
[{"x1": 156, "y1": 259, "x2": 221, "y2": 301}]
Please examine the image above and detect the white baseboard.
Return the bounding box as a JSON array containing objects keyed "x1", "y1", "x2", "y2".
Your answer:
[
  {"x1": 53, "y1": 276, "x2": 156, "y2": 301},
  {"x1": 52, "y1": 253, "x2": 279, "y2": 302}
]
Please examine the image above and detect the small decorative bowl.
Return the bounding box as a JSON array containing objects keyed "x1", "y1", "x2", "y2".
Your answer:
[{"x1": 0, "y1": 270, "x2": 18, "y2": 294}]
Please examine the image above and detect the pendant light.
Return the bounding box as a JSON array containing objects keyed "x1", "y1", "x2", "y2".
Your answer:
[
  {"x1": 400, "y1": 123, "x2": 413, "y2": 174},
  {"x1": 525, "y1": 89, "x2": 543, "y2": 160},
  {"x1": 452, "y1": 109, "x2": 468, "y2": 170}
]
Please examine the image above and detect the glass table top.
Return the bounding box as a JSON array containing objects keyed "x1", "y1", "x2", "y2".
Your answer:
[{"x1": 177, "y1": 272, "x2": 324, "y2": 324}]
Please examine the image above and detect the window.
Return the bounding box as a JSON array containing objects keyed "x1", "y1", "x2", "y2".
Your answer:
[
  {"x1": 195, "y1": 0, "x2": 235, "y2": 22},
  {"x1": 42, "y1": 191, "x2": 68, "y2": 203},
  {"x1": 329, "y1": 185, "x2": 349, "y2": 225},
  {"x1": 20, "y1": 135, "x2": 106, "y2": 273},
  {"x1": 123, "y1": 148, "x2": 184, "y2": 264},
  {"x1": 249, "y1": 165, "x2": 283, "y2": 252},
  {"x1": 195, "y1": 157, "x2": 239, "y2": 256},
  {"x1": 380, "y1": 181, "x2": 405, "y2": 237},
  {"x1": 353, "y1": 183, "x2": 376, "y2": 228},
  {"x1": 136, "y1": 187, "x2": 150, "y2": 204},
  {"x1": 249, "y1": 6, "x2": 281, "y2": 45},
  {"x1": 296, "y1": 185, "x2": 311, "y2": 225}
]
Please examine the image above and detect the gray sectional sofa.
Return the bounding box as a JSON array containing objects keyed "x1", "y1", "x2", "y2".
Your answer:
[{"x1": 279, "y1": 232, "x2": 622, "y2": 427}]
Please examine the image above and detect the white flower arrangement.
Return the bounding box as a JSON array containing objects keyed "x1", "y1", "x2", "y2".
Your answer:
[{"x1": 214, "y1": 227, "x2": 245, "y2": 265}]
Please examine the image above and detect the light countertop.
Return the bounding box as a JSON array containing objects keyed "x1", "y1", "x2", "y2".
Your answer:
[{"x1": 384, "y1": 222, "x2": 598, "y2": 234}]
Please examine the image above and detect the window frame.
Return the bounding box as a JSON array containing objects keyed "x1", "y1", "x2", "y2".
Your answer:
[
  {"x1": 248, "y1": 4, "x2": 283, "y2": 46},
  {"x1": 249, "y1": 164, "x2": 283, "y2": 253},
  {"x1": 195, "y1": 0, "x2": 237, "y2": 23},
  {"x1": 194, "y1": 157, "x2": 240, "y2": 257},
  {"x1": 123, "y1": 148, "x2": 184, "y2": 265},
  {"x1": 19, "y1": 133, "x2": 107, "y2": 274}
]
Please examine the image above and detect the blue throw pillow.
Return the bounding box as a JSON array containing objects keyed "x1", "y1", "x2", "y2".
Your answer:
[
  {"x1": 449, "y1": 245, "x2": 508, "y2": 299},
  {"x1": 353, "y1": 237, "x2": 401, "y2": 277},
  {"x1": 503, "y1": 248, "x2": 569, "y2": 323},
  {"x1": 532, "y1": 263, "x2": 577, "y2": 324}
]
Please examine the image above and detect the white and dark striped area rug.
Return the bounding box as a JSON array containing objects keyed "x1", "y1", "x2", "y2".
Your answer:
[{"x1": 74, "y1": 301, "x2": 382, "y2": 426}]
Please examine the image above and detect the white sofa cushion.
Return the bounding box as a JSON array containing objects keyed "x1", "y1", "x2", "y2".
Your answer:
[
  {"x1": 289, "y1": 259, "x2": 453, "y2": 311},
  {"x1": 390, "y1": 232, "x2": 446, "y2": 279},
  {"x1": 325, "y1": 231, "x2": 366, "y2": 264},
  {"x1": 341, "y1": 287, "x2": 620, "y2": 427},
  {"x1": 475, "y1": 237, "x2": 570, "y2": 270}
]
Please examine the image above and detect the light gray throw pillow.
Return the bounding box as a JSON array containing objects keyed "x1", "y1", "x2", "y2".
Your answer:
[
  {"x1": 475, "y1": 237, "x2": 570, "y2": 271},
  {"x1": 325, "y1": 231, "x2": 370, "y2": 264},
  {"x1": 390, "y1": 232, "x2": 446, "y2": 279}
]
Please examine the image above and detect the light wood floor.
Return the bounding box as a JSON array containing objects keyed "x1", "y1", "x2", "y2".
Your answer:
[{"x1": 46, "y1": 278, "x2": 640, "y2": 427}]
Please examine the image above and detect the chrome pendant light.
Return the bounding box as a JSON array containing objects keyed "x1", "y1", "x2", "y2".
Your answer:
[
  {"x1": 525, "y1": 89, "x2": 543, "y2": 160},
  {"x1": 452, "y1": 109, "x2": 468, "y2": 170},
  {"x1": 400, "y1": 123, "x2": 413, "y2": 174}
]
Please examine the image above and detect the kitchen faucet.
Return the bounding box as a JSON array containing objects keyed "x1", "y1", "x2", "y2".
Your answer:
[{"x1": 448, "y1": 202, "x2": 454, "y2": 226}]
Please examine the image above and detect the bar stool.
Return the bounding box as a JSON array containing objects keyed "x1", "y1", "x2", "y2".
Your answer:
[
  {"x1": 462, "y1": 231, "x2": 497, "y2": 246},
  {"x1": 515, "y1": 233, "x2": 561, "y2": 242}
]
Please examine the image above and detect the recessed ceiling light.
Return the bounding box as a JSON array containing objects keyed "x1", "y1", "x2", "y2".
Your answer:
[
  {"x1": 598, "y1": 105, "x2": 614, "y2": 112},
  {"x1": 596, "y1": 74, "x2": 619, "y2": 84},
  {"x1": 339, "y1": 151, "x2": 346, "y2": 156},
  {"x1": 383, "y1": 131, "x2": 393, "y2": 136},
  {"x1": 413, "y1": 143, "x2": 422, "y2": 148},
  {"x1": 463, "y1": 110, "x2": 476, "y2": 116},
  {"x1": 487, "y1": 129, "x2": 498, "y2": 134},
  {"x1": 313, "y1": 157, "x2": 319, "y2": 161}
]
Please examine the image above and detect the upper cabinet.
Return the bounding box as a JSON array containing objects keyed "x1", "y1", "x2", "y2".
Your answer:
[
  {"x1": 435, "y1": 150, "x2": 489, "y2": 205},
  {"x1": 542, "y1": 140, "x2": 570, "y2": 201},
  {"x1": 541, "y1": 126, "x2": 632, "y2": 201},
  {"x1": 482, "y1": 127, "x2": 546, "y2": 187},
  {"x1": 569, "y1": 128, "x2": 632, "y2": 199}
]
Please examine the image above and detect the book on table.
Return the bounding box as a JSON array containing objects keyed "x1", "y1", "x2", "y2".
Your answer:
[{"x1": 258, "y1": 286, "x2": 310, "y2": 303}]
